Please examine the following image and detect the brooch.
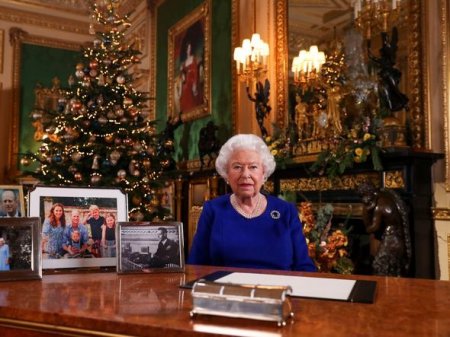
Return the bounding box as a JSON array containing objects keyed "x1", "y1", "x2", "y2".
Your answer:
[{"x1": 270, "y1": 210, "x2": 280, "y2": 219}]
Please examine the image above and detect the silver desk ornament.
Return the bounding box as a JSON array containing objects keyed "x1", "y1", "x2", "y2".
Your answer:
[{"x1": 190, "y1": 280, "x2": 294, "y2": 326}]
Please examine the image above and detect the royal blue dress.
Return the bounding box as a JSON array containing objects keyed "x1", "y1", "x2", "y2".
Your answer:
[{"x1": 188, "y1": 194, "x2": 316, "y2": 272}]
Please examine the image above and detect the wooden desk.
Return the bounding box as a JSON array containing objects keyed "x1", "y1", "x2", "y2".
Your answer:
[{"x1": 0, "y1": 265, "x2": 449, "y2": 337}]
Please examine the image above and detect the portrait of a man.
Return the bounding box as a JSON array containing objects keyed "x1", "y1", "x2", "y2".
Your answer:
[{"x1": 0, "y1": 187, "x2": 24, "y2": 218}]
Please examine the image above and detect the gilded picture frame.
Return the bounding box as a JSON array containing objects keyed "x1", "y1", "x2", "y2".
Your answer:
[
  {"x1": 0, "y1": 217, "x2": 42, "y2": 281},
  {"x1": 117, "y1": 221, "x2": 184, "y2": 274},
  {"x1": 28, "y1": 186, "x2": 128, "y2": 270},
  {"x1": 9, "y1": 28, "x2": 80, "y2": 177},
  {"x1": 167, "y1": 0, "x2": 211, "y2": 122}
]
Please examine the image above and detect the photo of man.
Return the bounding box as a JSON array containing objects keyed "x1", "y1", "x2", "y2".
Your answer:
[{"x1": 0, "y1": 189, "x2": 22, "y2": 217}]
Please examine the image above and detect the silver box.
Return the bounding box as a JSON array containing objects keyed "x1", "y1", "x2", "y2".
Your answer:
[{"x1": 190, "y1": 280, "x2": 294, "y2": 326}]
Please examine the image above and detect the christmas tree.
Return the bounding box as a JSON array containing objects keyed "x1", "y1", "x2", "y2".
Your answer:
[{"x1": 21, "y1": 0, "x2": 172, "y2": 221}]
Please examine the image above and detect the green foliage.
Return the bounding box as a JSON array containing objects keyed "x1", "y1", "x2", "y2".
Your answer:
[{"x1": 311, "y1": 120, "x2": 383, "y2": 179}]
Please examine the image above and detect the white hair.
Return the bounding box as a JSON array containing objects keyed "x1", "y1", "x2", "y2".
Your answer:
[{"x1": 215, "y1": 134, "x2": 276, "y2": 180}]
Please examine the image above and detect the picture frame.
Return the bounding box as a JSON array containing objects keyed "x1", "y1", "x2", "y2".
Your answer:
[
  {"x1": 0, "y1": 217, "x2": 42, "y2": 281},
  {"x1": 0, "y1": 185, "x2": 26, "y2": 218},
  {"x1": 117, "y1": 221, "x2": 184, "y2": 274},
  {"x1": 28, "y1": 186, "x2": 128, "y2": 270},
  {"x1": 167, "y1": 0, "x2": 211, "y2": 122}
]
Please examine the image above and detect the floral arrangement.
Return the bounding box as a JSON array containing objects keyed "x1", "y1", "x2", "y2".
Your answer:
[
  {"x1": 264, "y1": 124, "x2": 293, "y2": 168},
  {"x1": 310, "y1": 115, "x2": 383, "y2": 179},
  {"x1": 300, "y1": 201, "x2": 354, "y2": 274}
]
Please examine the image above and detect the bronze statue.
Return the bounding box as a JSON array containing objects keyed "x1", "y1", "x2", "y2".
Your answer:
[
  {"x1": 198, "y1": 121, "x2": 220, "y2": 170},
  {"x1": 368, "y1": 27, "x2": 409, "y2": 114},
  {"x1": 246, "y1": 79, "x2": 271, "y2": 138},
  {"x1": 357, "y1": 181, "x2": 411, "y2": 276}
]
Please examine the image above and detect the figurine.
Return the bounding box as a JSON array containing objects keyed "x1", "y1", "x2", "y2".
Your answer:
[
  {"x1": 357, "y1": 181, "x2": 411, "y2": 276},
  {"x1": 246, "y1": 79, "x2": 271, "y2": 138},
  {"x1": 368, "y1": 27, "x2": 409, "y2": 113}
]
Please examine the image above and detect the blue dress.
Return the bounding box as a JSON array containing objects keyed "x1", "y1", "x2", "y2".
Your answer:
[
  {"x1": 0, "y1": 244, "x2": 10, "y2": 271},
  {"x1": 188, "y1": 194, "x2": 316, "y2": 272},
  {"x1": 42, "y1": 219, "x2": 65, "y2": 258}
]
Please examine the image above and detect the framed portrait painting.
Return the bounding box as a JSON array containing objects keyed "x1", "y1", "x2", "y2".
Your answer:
[
  {"x1": 28, "y1": 186, "x2": 128, "y2": 270},
  {"x1": 0, "y1": 217, "x2": 42, "y2": 281},
  {"x1": 0, "y1": 185, "x2": 26, "y2": 218},
  {"x1": 117, "y1": 221, "x2": 184, "y2": 274},
  {"x1": 167, "y1": 0, "x2": 211, "y2": 122}
]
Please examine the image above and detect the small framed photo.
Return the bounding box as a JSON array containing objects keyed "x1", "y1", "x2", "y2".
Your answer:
[
  {"x1": 0, "y1": 185, "x2": 25, "y2": 218},
  {"x1": 28, "y1": 186, "x2": 128, "y2": 270},
  {"x1": 117, "y1": 221, "x2": 184, "y2": 274},
  {"x1": 0, "y1": 217, "x2": 42, "y2": 281}
]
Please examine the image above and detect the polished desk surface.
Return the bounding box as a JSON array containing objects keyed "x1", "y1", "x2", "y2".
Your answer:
[{"x1": 0, "y1": 265, "x2": 449, "y2": 337}]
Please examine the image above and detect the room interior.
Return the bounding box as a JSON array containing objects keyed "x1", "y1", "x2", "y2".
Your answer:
[{"x1": 0, "y1": 0, "x2": 449, "y2": 281}]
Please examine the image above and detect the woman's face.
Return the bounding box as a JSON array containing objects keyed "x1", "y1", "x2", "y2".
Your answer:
[
  {"x1": 227, "y1": 149, "x2": 265, "y2": 199},
  {"x1": 53, "y1": 206, "x2": 63, "y2": 219}
]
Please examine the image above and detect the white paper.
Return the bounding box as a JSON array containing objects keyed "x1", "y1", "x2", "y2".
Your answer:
[{"x1": 216, "y1": 272, "x2": 356, "y2": 301}]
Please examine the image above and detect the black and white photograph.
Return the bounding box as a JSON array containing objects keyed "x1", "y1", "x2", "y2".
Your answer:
[
  {"x1": 0, "y1": 217, "x2": 41, "y2": 281},
  {"x1": 0, "y1": 185, "x2": 25, "y2": 218},
  {"x1": 28, "y1": 186, "x2": 128, "y2": 269},
  {"x1": 117, "y1": 221, "x2": 184, "y2": 274}
]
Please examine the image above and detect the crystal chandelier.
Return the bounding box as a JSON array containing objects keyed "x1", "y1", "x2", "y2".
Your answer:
[
  {"x1": 291, "y1": 45, "x2": 326, "y2": 89},
  {"x1": 353, "y1": 0, "x2": 403, "y2": 39}
]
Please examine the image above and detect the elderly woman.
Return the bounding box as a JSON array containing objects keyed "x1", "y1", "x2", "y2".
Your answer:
[{"x1": 188, "y1": 134, "x2": 316, "y2": 271}]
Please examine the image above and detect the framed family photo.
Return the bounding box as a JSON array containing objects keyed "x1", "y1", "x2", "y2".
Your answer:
[
  {"x1": 0, "y1": 217, "x2": 42, "y2": 281},
  {"x1": 0, "y1": 185, "x2": 26, "y2": 218},
  {"x1": 117, "y1": 221, "x2": 184, "y2": 274},
  {"x1": 167, "y1": 0, "x2": 211, "y2": 122},
  {"x1": 28, "y1": 186, "x2": 128, "y2": 270}
]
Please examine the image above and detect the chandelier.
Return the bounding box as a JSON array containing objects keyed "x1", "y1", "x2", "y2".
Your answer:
[
  {"x1": 233, "y1": 0, "x2": 269, "y2": 83},
  {"x1": 291, "y1": 45, "x2": 326, "y2": 89},
  {"x1": 353, "y1": 0, "x2": 403, "y2": 39}
]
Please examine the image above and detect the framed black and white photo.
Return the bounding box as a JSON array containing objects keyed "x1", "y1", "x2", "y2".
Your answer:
[
  {"x1": 28, "y1": 186, "x2": 128, "y2": 270},
  {"x1": 0, "y1": 185, "x2": 26, "y2": 218},
  {"x1": 117, "y1": 221, "x2": 184, "y2": 274},
  {"x1": 0, "y1": 217, "x2": 42, "y2": 281}
]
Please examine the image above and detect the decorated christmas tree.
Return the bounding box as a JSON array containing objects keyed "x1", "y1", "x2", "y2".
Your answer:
[{"x1": 21, "y1": 0, "x2": 172, "y2": 221}]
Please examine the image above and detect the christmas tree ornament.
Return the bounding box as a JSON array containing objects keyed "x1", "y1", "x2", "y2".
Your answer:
[
  {"x1": 116, "y1": 75, "x2": 125, "y2": 84},
  {"x1": 92, "y1": 155, "x2": 101, "y2": 170},
  {"x1": 74, "y1": 172, "x2": 83, "y2": 181},
  {"x1": 117, "y1": 169, "x2": 127, "y2": 179},
  {"x1": 20, "y1": 157, "x2": 31, "y2": 166},
  {"x1": 90, "y1": 173, "x2": 102, "y2": 184},
  {"x1": 71, "y1": 151, "x2": 82, "y2": 162}
]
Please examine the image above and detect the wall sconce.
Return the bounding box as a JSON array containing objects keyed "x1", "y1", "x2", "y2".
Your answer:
[
  {"x1": 353, "y1": 0, "x2": 403, "y2": 39},
  {"x1": 233, "y1": 0, "x2": 271, "y2": 137},
  {"x1": 233, "y1": 33, "x2": 269, "y2": 83},
  {"x1": 291, "y1": 45, "x2": 326, "y2": 89}
]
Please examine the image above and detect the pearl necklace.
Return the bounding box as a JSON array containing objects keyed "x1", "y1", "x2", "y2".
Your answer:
[{"x1": 230, "y1": 193, "x2": 264, "y2": 219}]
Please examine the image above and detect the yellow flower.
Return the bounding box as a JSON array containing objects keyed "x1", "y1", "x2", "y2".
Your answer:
[
  {"x1": 271, "y1": 149, "x2": 278, "y2": 156},
  {"x1": 363, "y1": 133, "x2": 372, "y2": 141},
  {"x1": 354, "y1": 147, "x2": 364, "y2": 156},
  {"x1": 354, "y1": 156, "x2": 362, "y2": 163},
  {"x1": 265, "y1": 136, "x2": 272, "y2": 143}
]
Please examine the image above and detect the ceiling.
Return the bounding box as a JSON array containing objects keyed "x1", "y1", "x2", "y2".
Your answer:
[
  {"x1": 11, "y1": 0, "x2": 90, "y2": 15},
  {"x1": 288, "y1": 0, "x2": 353, "y2": 53}
]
